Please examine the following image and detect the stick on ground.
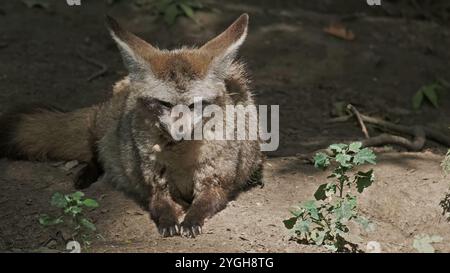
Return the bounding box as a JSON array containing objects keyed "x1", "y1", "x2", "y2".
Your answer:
[
  {"x1": 300, "y1": 105, "x2": 449, "y2": 163},
  {"x1": 347, "y1": 104, "x2": 370, "y2": 138}
]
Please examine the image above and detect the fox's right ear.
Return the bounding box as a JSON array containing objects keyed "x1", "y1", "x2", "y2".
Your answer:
[
  {"x1": 200, "y1": 14, "x2": 249, "y2": 79},
  {"x1": 105, "y1": 16, "x2": 158, "y2": 80}
]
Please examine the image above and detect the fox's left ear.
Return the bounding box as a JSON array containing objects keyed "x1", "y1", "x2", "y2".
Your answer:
[
  {"x1": 200, "y1": 14, "x2": 249, "y2": 79},
  {"x1": 105, "y1": 16, "x2": 159, "y2": 81}
]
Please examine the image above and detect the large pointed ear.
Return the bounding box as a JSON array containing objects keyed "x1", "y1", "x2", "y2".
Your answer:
[
  {"x1": 200, "y1": 14, "x2": 249, "y2": 78},
  {"x1": 105, "y1": 16, "x2": 158, "y2": 81}
]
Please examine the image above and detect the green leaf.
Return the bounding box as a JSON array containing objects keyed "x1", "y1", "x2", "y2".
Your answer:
[
  {"x1": 83, "y1": 199, "x2": 99, "y2": 208},
  {"x1": 414, "y1": 83, "x2": 442, "y2": 110},
  {"x1": 314, "y1": 183, "x2": 336, "y2": 200},
  {"x1": 348, "y1": 142, "x2": 362, "y2": 153},
  {"x1": 422, "y1": 85, "x2": 439, "y2": 108},
  {"x1": 355, "y1": 170, "x2": 375, "y2": 193},
  {"x1": 179, "y1": 3, "x2": 195, "y2": 19},
  {"x1": 283, "y1": 217, "x2": 297, "y2": 229},
  {"x1": 324, "y1": 244, "x2": 338, "y2": 252},
  {"x1": 313, "y1": 152, "x2": 330, "y2": 169},
  {"x1": 51, "y1": 192, "x2": 67, "y2": 208},
  {"x1": 164, "y1": 4, "x2": 179, "y2": 25},
  {"x1": 294, "y1": 219, "x2": 311, "y2": 234},
  {"x1": 65, "y1": 206, "x2": 82, "y2": 217},
  {"x1": 334, "y1": 197, "x2": 357, "y2": 222},
  {"x1": 329, "y1": 144, "x2": 347, "y2": 153},
  {"x1": 335, "y1": 153, "x2": 352, "y2": 168},
  {"x1": 303, "y1": 200, "x2": 319, "y2": 220},
  {"x1": 80, "y1": 218, "x2": 96, "y2": 231},
  {"x1": 353, "y1": 148, "x2": 376, "y2": 165},
  {"x1": 69, "y1": 191, "x2": 85, "y2": 201},
  {"x1": 39, "y1": 214, "x2": 63, "y2": 226},
  {"x1": 413, "y1": 234, "x2": 442, "y2": 253},
  {"x1": 311, "y1": 230, "x2": 326, "y2": 246},
  {"x1": 412, "y1": 90, "x2": 424, "y2": 110},
  {"x1": 314, "y1": 184, "x2": 328, "y2": 200}
]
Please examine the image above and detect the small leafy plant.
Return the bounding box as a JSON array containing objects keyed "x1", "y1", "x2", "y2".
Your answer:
[
  {"x1": 39, "y1": 191, "x2": 99, "y2": 246},
  {"x1": 412, "y1": 79, "x2": 449, "y2": 110},
  {"x1": 136, "y1": 0, "x2": 204, "y2": 25},
  {"x1": 284, "y1": 142, "x2": 376, "y2": 252}
]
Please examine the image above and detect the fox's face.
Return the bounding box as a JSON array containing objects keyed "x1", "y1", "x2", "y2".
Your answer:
[{"x1": 106, "y1": 14, "x2": 249, "y2": 141}]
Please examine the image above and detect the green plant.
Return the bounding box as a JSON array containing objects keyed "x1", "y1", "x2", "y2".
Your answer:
[
  {"x1": 284, "y1": 142, "x2": 376, "y2": 252},
  {"x1": 412, "y1": 79, "x2": 450, "y2": 110},
  {"x1": 137, "y1": 0, "x2": 204, "y2": 25},
  {"x1": 39, "y1": 191, "x2": 99, "y2": 246}
]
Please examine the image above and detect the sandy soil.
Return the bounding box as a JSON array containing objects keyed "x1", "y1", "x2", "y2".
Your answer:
[{"x1": 0, "y1": 0, "x2": 449, "y2": 253}]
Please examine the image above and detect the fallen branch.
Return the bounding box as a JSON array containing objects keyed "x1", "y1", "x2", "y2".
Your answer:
[
  {"x1": 334, "y1": 113, "x2": 450, "y2": 147},
  {"x1": 76, "y1": 49, "x2": 108, "y2": 82},
  {"x1": 360, "y1": 127, "x2": 425, "y2": 151},
  {"x1": 300, "y1": 107, "x2": 449, "y2": 163}
]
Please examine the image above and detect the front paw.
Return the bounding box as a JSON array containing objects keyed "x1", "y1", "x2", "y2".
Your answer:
[
  {"x1": 157, "y1": 216, "x2": 180, "y2": 237},
  {"x1": 180, "y1": 218, "x2": 203, "y2": 238}
]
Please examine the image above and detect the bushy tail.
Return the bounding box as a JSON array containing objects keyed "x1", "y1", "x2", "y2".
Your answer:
[{"x1": 0, "y1": 105, "x2": 96, "y2": 163}]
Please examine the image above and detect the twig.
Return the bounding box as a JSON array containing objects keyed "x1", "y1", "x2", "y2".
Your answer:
[
  {"x1": 361, "y1": 126, "x2": 425, "y2": 151},
  {"x1": 299, "y1": 108, "x2": 449, "y2": 164},
  {"x1": 357, "y1": 114, "x2": 450, "y2": 147},
  {"x1": 347, "y1": 104, "x2": 370, "y2": 138},
  {"x1": 297, "y1": 128, "x2": 425, "y2": 164},
  {"x1": 76, "y1": 49, "x2": 108, "y2": 82}
]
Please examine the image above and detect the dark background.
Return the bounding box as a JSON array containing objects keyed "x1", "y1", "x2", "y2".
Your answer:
[
  {"x1": 1, "y1": 0, "x2": 449, "y2": 156},
  {"x1": 0, "y1": 0, "x2": 449, "y2": 253}
]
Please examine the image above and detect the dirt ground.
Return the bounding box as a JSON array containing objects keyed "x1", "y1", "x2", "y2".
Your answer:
[{"x1": 0, "y1": 0, "x2": 449, "y2": 253}]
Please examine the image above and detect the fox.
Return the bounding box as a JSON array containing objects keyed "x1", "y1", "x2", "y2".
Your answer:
[{"x1": 0, "y1": 14, "x2": 264, "y2": 237}]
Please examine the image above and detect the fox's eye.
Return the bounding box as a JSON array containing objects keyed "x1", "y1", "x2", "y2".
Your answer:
[
  {"x1": 188, "y1": 101, "x2": 210, "y2": 110},
  {"x1": 157, "y1": 100, "x2": 173, "y2": 108}
]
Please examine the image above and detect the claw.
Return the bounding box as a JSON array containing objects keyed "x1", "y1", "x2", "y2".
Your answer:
[
  {"x1": 190, "y1": 227, "x2": 197, "y2": 238},
  {"x1": 180, "y1": 224, "x2": 203, "y2": 238},
  {"x1": 158, "y1": 225, "x2": 180, "y2": 237},
  {"x1": 181, "y1": 226, "x2": 188, "y2": 237}
]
